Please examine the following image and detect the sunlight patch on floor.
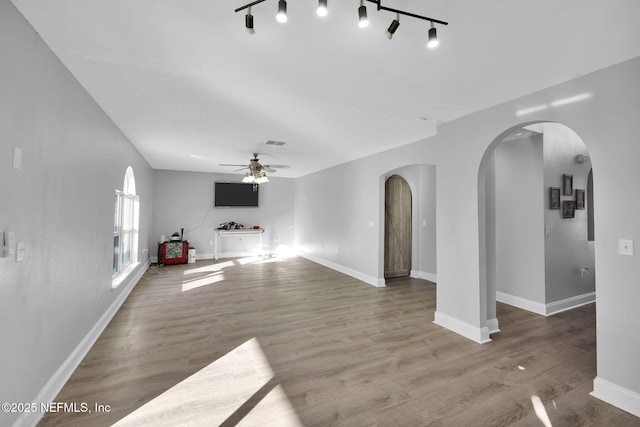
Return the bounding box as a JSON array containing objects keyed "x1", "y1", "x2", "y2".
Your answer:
[
  {"x1": 274, "y1": 244, "x2": 297, "y2": 258},
  {"x1": 182, "y1": 260, "x2": 235, "y2": 274},
  {"x1": 237, "y1": 256, "x2": 266, "y2": 265},
  {"x1": 239, "y1": 384, "x2": 303, "y2": 426},
  {"x1": 531, "y1": 395, "x2": 553, "y2": 427},
  {"x1": 181, "y1": 272, "x2": 225, "y2": 292},
  {"x1": 258, "y1": 257, "x2": 287, "y2": 264},
  {"x1": 112, "y1": 338, "x2": 281, "y2": 426}
]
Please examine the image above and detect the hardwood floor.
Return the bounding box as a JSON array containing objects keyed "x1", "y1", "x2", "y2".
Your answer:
[{"x1": 39, "y1": 256, "x2": 639, "y2": 426}]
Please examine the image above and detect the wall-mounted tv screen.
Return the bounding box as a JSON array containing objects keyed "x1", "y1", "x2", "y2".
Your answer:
[{"x1": 214, "y1": 182, "x2": 259, "y2": 207}]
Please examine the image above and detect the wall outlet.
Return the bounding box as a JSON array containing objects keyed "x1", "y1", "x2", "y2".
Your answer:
[{"x1": 618, "y1": 239, "x2": 634, "y2": 256}]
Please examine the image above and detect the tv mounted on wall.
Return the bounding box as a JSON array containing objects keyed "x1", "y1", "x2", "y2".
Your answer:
[{"x1": 214, "y1": 182, "x2": 259, "y2": 207}]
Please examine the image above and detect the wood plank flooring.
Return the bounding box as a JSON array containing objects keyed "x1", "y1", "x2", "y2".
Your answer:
[{"x1": 38, "y1": 256, "x2": 640, "y2": 426}]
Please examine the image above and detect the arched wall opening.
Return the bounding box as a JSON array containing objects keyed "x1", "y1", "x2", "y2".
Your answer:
[
  {"x1": 378, "y1": 164, "x2": 437, "y2": 286},
  {"x1": 478, "y1": 122, "x2": 595, "y2": 335}
]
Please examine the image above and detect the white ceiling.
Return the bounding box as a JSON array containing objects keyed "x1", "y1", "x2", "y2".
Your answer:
[{"x1": 10, "y1": 0, "x2": 640, "y2": 178}]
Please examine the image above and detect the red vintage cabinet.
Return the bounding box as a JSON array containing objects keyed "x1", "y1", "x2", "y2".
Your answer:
[{"x1": 159, "y1": 241, "x2": 188, "y2": 265}]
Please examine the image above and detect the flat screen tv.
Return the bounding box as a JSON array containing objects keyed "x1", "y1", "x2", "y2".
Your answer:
[{"x1": 214, "y1": 182, "x2": 259, "y2": 207}]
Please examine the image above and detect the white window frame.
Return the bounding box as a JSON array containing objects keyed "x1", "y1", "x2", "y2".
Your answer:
[{"x1": 113, "y1": 167, "x2": 139, "y2": 287}]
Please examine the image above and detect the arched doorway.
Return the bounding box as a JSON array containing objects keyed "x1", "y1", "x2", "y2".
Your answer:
[
  {"x1": 479, "y1": 122, "x2": 596, "y2": 334},
  {"x1": 384, "y1": 175, "x2": 412, "y2": 279}
]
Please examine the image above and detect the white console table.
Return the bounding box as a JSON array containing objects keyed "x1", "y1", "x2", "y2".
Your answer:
[{"x1": 214, "y1": 228, "x2": 265, "y2": 260}]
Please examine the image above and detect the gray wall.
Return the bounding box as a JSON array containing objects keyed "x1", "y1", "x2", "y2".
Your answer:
[
  {"x1": 542, "y1": 124, "x2": 595, "y2": 303},
  {"x1": 493, "y1": 134, "x2": 546, "y2": 305},
  {"x1": 152, "y1": 170, "x2": 295, "y2": 260},
  {"x1": 0, "y1": 2, "x2": 154, "y2": 426}
]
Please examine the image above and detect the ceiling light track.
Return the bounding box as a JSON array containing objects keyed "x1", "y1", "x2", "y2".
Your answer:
[
  {"x1": 234, "y1": 0, "x2": 268, "y2": 13},
  {"x1": 234, "y1": 0, "x2": 448, "y2": 45},
  {"x1": 365, "y1": 0, "x2": 448, "y2": 26}
]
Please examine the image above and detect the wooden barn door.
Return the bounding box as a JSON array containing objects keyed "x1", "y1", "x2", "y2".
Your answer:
[{"x1": 384, "y1": 175, "x2": 412, "y2": 278}]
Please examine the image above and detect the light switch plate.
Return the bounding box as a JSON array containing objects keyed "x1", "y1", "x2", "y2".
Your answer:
[
  {"x1": 618, "y1": 239, "x2": 634, "y2": 256},
  {"x1": 16, "y1": 241, "x2": 25, "y2": 262},
  {"x1": 13, "y1": 147, "x2": 22, "y2": 169},
  {"x1": 4, "y1": 231, "x2": 16, "y2": 256}
]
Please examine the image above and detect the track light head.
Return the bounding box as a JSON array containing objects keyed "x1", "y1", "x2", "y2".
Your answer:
[
  {"x1": 358, "y1": 2, "x2": 369, "y2": 28},
  {"x1": 276, "y1": 0, "x2": 287, "y2": 23},
  {"x1": 245, "y1": 8, "x2": 255, "y2": 34},
  {"x1": 386, "y1": 17, "x2": 400, "y2": 39},
  {"x1": 317, "y1": 0, "x2": 328, "y2": 17},
  {"x1": 427, "y1": 23, "x2": 439, "y2": 48}
]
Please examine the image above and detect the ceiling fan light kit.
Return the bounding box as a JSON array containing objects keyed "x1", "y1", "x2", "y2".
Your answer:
[{"x1": 234, "y1": 0, "x2": 448, "y2": 46}]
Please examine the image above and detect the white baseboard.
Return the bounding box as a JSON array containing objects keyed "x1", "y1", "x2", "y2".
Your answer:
[
  {"x1": 410, "y1": 270, "x2": 437, "y2": 283},
  {"x1": 496, "y1": 291, "x2": 595, "y2": 316},
  {"x1": 546, "y1": 292, "x2": 596, "y2": 315},
  {"x1": 496, "y1": 291, "x2": 547, "y2": 315},
  {"x1": 297, "y1": 252, "x2": 385, "y2": 287},
  {"x1": 433, "y1": 311, "x2": 492, "y2": 344},
  {"x1": 487, "y1": 317, "x2": 500, "y2": 334},
  {"x1": 16, "y1": 262, "x2": 148, "y2": 427},
  {"x1": 591, "y1": 376, "x2": 640, "y2": 418}
]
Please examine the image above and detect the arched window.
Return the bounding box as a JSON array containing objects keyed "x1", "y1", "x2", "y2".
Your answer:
[{"x1": 113, "y1": 167, "x2": 140, "y2": 284}]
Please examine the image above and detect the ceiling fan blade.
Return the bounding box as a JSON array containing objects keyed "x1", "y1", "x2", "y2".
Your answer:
[
  {"x1": 262, "y1": 167, "x2": 277, "y2": 173},
  {"x1": 220, "y1": 163, "x2": 249, "y2": 167},
  {"x1": 234, "y1": 167, "x2": 249, "y2": 172},
  {"x1": 263, "y1": 164, "x2": 290, "y2": 169}
]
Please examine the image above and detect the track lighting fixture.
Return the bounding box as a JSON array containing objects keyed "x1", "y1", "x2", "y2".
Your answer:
[
  {"x1": 317, "y1": 0, "x2": 328, "y2": 17},
  {"x1": 386, "y1": 13, "x2": 400, "y2": 39},
  {"x1": 245, "y1": 7, "x2": 255, "y2": 34},
  {"x1": 276, "y1": 0, "x2": 287, "y2": 23},
  {"x1": 358, "y1": 0, "x2": 369, "y2": 28},
  {"x1": 234, "y1": 0, "x2": 448, "y2": 49},
  {"x1": 427, "y1": 22, "x2": 439, "y2": 48}
]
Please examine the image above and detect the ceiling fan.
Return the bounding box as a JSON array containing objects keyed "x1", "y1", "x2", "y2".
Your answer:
[{"x1": 220, "y1": 153, "x2": 290, "y2": 184}]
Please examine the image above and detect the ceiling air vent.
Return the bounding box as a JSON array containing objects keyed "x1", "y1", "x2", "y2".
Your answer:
[{"x1": 264, "y1": 140, "x2": 286, "y2": 147}]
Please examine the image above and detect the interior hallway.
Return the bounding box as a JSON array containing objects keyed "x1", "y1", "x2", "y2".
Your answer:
[{"x1": 39, "y1": 256, "x2": 639, "y2": 426}]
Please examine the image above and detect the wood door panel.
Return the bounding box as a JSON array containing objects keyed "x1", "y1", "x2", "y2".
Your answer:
[{"x1": 385, "y1": 175, "x2": 411, "y2": 278}]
